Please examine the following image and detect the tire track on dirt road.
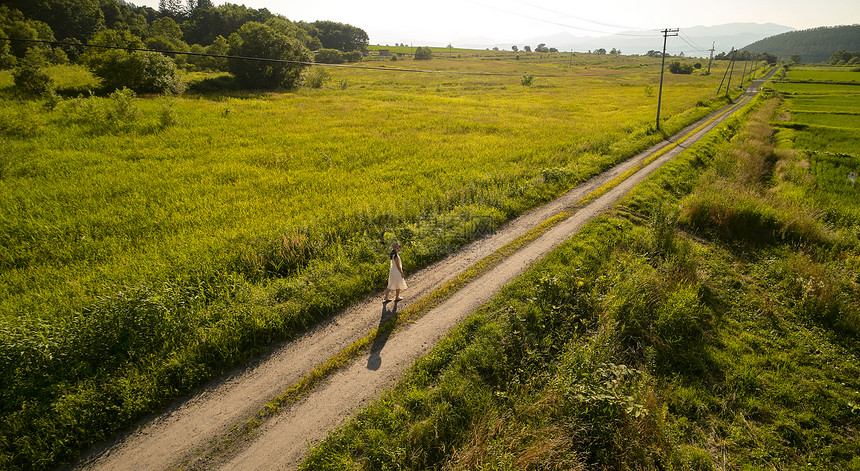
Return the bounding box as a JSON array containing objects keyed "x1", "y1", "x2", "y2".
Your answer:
[{"x1": 75, "y1": 73, "x2": 773, "y2": 471}]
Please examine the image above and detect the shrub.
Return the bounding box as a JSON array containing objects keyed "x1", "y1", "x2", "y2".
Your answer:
[
  {"x1": 314, "y1": 48, "x2": 343, "y2": 64},
  {"x1": 414, "y1": 46, "x2": 432, "y2": 60},
  {"x1": 521, "y1": 74, "x2": 534, "y2": 86},
  {"x1": 343, "y1": 51, "x2": 363, "y2": 63},
  {"x1": 12, "y1": 63, "x2": 54, "y2": 97},
  {"x1": 668, "y1": 61, "x2": 693, "y2": 74},
  {"x1": 90, "y1": 50, "x2": 185, "y2": 95}
]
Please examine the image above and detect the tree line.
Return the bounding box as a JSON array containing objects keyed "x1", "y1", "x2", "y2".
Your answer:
[
  {"x1": 740, "y1": 24, "x2": 860, "y2": 63},
  {"x1": 0, "y1": 0, "x2": 370, "y2": 93}
]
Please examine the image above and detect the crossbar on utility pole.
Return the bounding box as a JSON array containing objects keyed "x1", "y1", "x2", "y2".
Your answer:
[
  {"x1": 656, "y1": 28, "x2": 679, "y2": 131},
  {"x1": 706, "y1": 42, "x2": 715, "y2": 74}
]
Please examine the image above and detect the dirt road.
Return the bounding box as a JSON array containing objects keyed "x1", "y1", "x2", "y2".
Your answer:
[{"x1": 75, "y1": 76, "x2": 770, "y2": 471}]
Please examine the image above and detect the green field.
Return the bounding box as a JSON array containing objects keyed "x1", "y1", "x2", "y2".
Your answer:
[
  {"x1": 0, "y1": 53, "x2": 746, "y2": 469},
  {"x1": 785, "y1": 67, "x2": 860, "y2": 83}
]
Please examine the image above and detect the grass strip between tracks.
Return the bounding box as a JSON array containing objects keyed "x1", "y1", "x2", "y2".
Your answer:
[{"x1": 193, "y1": 95, "x2": 754, "y2": 466}]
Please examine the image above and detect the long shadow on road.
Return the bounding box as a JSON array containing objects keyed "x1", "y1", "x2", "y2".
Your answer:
[{"x1": 367, "y1": 301, "x2": 399, "y2": 371}]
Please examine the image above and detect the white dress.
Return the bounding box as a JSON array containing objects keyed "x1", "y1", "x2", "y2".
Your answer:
[{"x1": 387, "y1": 254, "x2": 407, "y2": 290}]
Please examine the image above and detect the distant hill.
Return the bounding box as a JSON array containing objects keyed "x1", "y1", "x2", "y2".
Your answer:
[
  {"x1": 468, "y1": 23, "x2": 796, "y2": 58},
  {"x1": 741, "y1": 24, "x2": 860, "y2": 63}
]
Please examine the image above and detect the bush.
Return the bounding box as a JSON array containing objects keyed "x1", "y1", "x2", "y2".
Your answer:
[
  {"x1": 12, "y1": 63, "x2": 54, "y2": 97},
  {"x1": 343, "y1": 51, "x2": 363, "y2": 63},
  {"x1": 314, "y1": 48, "x2": 344, "y2": 64},
  {"x1": 90, "y1": 50, "x2": 185, "y2": 95},
  {"x1": 668, "y1": 61, "x2": 694, "y2": 74}
]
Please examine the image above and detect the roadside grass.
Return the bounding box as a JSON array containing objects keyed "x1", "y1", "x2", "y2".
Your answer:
[
  {"x1": 0, "y1": 54, "x2": 733, "y2": 469},
  {"x1": 300, "y1": 86, "x2": 860, "y2": 469}
]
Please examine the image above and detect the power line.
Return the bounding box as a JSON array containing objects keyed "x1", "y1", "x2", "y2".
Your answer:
[
  {"x1": 678, "y1": 32, "x2": 707, "y2": 52},
  {"x1": 677, "y1": 34, "x2": 708, "y2": 54}
]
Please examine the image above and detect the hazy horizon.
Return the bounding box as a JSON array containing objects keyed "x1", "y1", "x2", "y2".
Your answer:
[{"x1": 133, "y1": 0, "x2": 858, "y2": 49}]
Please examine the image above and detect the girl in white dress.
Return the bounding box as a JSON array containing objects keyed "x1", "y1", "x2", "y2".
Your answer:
[{"x1": 383, "y1": 243, "x2": 407, "y2": 303}]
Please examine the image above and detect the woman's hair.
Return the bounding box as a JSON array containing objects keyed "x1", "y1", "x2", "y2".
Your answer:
[{"x1": 390, "y1": 243, "x2": 401, "y2": 259}]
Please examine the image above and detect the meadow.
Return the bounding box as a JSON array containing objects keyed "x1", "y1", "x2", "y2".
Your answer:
[
  {"x1": 0, "y1": 52, "x2": 748, "y2": 468},
  {"x1": 301, "y1": 68, "x2": 860, "y2": 470}
]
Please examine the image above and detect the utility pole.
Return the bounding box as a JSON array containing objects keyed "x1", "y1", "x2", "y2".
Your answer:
[
  {"x1": 717, "y1": 47, "x2": 733, "y2": 96},
  {"x1": 725, "y1": 49, "x2": 736, "y2": 96},
  {"x1": 706, "y1": 42, "x2": 715, "y2": 75},
  {"x1": 656, "y1": 28, "x2": 679, "y2": 131}
]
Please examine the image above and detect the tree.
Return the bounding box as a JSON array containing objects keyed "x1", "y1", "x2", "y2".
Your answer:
[
  {"x1": 268, "y1": 17, "x2": 321, "y2": 51},
  {"x1": 523, "y1": 45, "x2": 531, "y2": 52},
  {"x1": 158, "y1": 0, "x2": 186, "y2": 21},
  {"x1": 4, "y1": 0, "x2": 104, "y2": 41},
  {"x1": 535, "y1": 43, "x2": 549, "y2": 53},
  {"x1": 594, "y1": 48, "x2": 606, "y2": 55},
  {"x1": 183, "y1": 3, "x2": 274, "y2": 45},
  {"x1": 145, "y1": 17, "x2": 189, "y2": 65},
  {"x1": 204, "y1": 34, "x2": 228, "y2": 70},
  {"x1": 827, "y1": 50, "x2": 860, "y2": 65},
  {"x1": 227, "y1": 21, "x2": 312, "y2": 89},
  {"x1": 414, "y1": 46, "x2": 432, "y2": 60},
  {"x1": 13, "y1": 59, "x2": 54, "y2": 96},
  {"x1": 312, "y1": 20, "x2": 368, "y2": 52},
  {"x1": 512, "y1": 45, "x2": 518, "y2": 52}
]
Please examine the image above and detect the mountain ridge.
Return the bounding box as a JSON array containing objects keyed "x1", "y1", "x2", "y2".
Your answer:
[{"x1": 741, "y1": 24, "x2": 860, "y2": 63}]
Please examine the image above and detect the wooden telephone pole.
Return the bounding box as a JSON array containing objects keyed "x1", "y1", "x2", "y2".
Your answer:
[
  {"x1": 706, "y1": 42, "x2": 715, "y2": 74},
  {"x1": 656, "y1": 28, "x2": 679, "y2": 131}
]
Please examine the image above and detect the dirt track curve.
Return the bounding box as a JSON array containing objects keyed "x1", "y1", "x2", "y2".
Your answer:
[{"x1": 74, "y1": 72, "x2": 774, "y2": 471}]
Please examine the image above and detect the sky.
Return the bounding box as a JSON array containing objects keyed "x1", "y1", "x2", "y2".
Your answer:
[{"x1": 137, "y1": 0, "x2": 860, "y2": 47}]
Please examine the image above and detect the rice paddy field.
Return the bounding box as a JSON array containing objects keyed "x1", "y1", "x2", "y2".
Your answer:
[
  {"x1": 775, "y1": 68, "x2": 860, "y2": 230},
  {"x1": 782, "y1": 66, "x2": 860, "y2": 83},
  {"x1": 0, "y1": 53, "x2": 747, "y2": 468}
]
